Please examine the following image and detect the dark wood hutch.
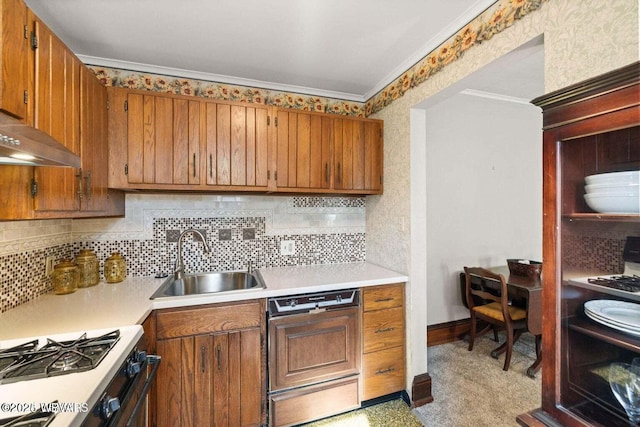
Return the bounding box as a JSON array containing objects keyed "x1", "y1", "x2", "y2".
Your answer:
[{"x1": 518, "y1": 62, "x2": 640, "y2": 427}]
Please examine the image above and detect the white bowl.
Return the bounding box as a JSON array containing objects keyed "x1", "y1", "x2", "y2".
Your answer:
[
  {"x1": 585, "y1": 170, "x2": 640, "y2": 185},
  {"x1": 585, "y1": 183, "x2": 640, "y2": 195},
  {"x1": 584, "y1": 193, "x2": 640, "y2": 214}
]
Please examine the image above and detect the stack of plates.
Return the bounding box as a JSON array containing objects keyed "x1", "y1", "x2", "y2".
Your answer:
[
  {"x1": 584, "y1": 170, "x2": 640, "y2": 214},
  {"x1": 584, "y1": 300, "x2": 640, "y2": 337}
]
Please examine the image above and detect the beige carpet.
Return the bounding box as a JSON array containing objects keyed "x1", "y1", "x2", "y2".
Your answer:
[{"x1": 413, "y1": 333, "x2": 542, "y2": 426}]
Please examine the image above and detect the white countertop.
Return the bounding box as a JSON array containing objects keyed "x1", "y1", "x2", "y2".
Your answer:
[{"x1": 0, "y1": 262, "x2": 407, "y2": 340}]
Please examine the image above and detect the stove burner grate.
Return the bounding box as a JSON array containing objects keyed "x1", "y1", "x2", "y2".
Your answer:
[
  {"x1": 0, "y1": 330, "x2": 120, "y2": 383},
  {"x1": 587, "y1": 275, "x2": 640, "y2": 292}
]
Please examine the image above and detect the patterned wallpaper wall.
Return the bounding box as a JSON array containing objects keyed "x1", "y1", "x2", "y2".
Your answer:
[{"x1": 89, "y1": 0, "x2": 548, "y2": 117}]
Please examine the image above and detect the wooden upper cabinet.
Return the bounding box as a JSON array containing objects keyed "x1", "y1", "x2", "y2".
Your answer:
[
  {"x1": 30, "y1": 11, "x2": 82, "y2": 216},
  {"x1": 109, "y1": 88, "x2": 271, "y2": 191},
  {"x1": 0, "y1": 0, "x2": 29, "y2": 119},
  {"x1": 204, "y1": 101, "x2": 269, "y2": 189},
  {"x1": 274, "y1": 109, "x2": 332, "y2": 191},
  {"x1": 108, "y1": 89, "x2": 383, "y2": 195},
  {"x1": 334, "y1": 117, "x2": 382, "y2": 193},
  {"x1": 0, "y1": 3, "x2": 122, "y2": 220},
  {"x1": 125, "y1": 91, "x2": 201, "y2": 186},
  {"x1": 78, "y1": 65, "x2": 111, "y2": 213},
  {"x1": 31, "y1": 13, "x2": 80, "y2": 154},
  {"x1": 273, "y1": 108, "x2": 383, "y2": 194}
]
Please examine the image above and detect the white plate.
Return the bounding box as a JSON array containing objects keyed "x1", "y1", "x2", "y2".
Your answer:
[
  {"x1": 584, "y1": 300, "x2": 640, "y2": 328},
  {"x1": 585, "y1": 310, "x2": 640, "y2": 337},
  {"x1": 585, "y1": 307, "x2": 640, "y2": 332}
]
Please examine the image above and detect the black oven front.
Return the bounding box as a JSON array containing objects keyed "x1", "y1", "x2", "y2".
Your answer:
[{"x1": 82, "y1": 336, "x2": 160, "y2": 427}]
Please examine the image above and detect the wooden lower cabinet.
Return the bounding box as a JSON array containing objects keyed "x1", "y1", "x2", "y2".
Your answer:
[
  {"x1": 361, "y1": 283, "x2": 406, "y2": 401},
  {"x1": 153, "y1": 300, "x2": 266, "y2": 427}
]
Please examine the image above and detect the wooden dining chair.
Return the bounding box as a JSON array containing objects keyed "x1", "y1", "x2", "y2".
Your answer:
[{"x1": 464, "y1": 266, "x2": 528, "y2": 371}]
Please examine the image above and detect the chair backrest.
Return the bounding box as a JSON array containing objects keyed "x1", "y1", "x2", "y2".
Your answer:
[{"x1": 464, "y1": 266, "x2": 510, "y2": 319}]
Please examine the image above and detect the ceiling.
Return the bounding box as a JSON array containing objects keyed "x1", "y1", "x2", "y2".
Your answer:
[{"x1": 24, "y1": 0, "x2": 505, "y2": 102}]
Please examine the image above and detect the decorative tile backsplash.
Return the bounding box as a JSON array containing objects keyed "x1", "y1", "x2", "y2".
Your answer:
[
  {"x1": 0, "y1": 195, "x2": 366, "y2": 313},
  {"x1": 77, "y1": 217, "x2": 365, "y2": 278},
  {"x1": 562, "y1": 220, "x2": 634, "y2": 273},
  {"x1": 0, "y1": 243, "x2": 74, "y2": 312}
]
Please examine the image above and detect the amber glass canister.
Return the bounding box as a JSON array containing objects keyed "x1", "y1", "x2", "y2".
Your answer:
[
  {"x1": 51, "y1": 259, "x2": 79, "y2": 295},
  {"x1": 76, "y1": 249, "x2": 100, "y2": 287},
  {"x1": 104, "y1": 252, "x2": 126, "y2": 283}
]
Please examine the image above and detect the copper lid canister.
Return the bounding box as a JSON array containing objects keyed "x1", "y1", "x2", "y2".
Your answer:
[
  {"x1": 76, "y1": 249, "x2": 100, "y2": 288},
  {"x1": 104, "y1": 252, "x2": 126, "y2": 283},
  {"x1": 51, "y1": 259, "x2": 79, "y2": 295}
]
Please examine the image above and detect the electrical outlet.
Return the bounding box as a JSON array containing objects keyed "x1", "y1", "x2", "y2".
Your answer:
[
  {"x1": 45, "y1": 255, "x2": 56, "y2": 277},
  {"x1": 218, "y1": 229, "x2": 232, "y2": 241},
  {"x1": 280, "y1": 240, "x2": 295, "y2": 256}
]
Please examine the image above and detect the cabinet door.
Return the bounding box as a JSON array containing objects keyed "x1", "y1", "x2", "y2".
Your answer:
[
  {"x1": 334, "y1": 118, "x2": 382, "y2": 193},
  {"x1": 213, "y1": 329, "x2": 262, "y2": 427},
  {"x1": 155, "y1": 328, "x2": 262, "y2": 427},
  {"x1": 31, "y1": 15, "x2": 80, "y2": 154},
  {"x1": 31, "y1": 14, "x2": 81, "y2": 215},
  {"x1": 126, "y1": 92, "x2": 201, "y2": 185},
  {"x1": 0, "y1": 0, "x2": 29, "y2": 119},
  {"x1": 107, "y1": 87, "x2": 129, "y2": 188},
  {"x1": 204, "y1": 101, "x2": 269, "y2": 188},
  {"x1": 79, "y1": 66, "x2": 108, "y2": 212},
  {"x1": 155, "y1": 337, "x2": 191, "y2": 427},
  {"x1": 274, "y1": 109, "x2": 332, "y2": 190},
  {"x1": 0, "y1": 166, "x2": 34, "y2": 219}
]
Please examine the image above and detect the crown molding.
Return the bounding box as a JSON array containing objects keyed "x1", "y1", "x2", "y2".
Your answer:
[
  {"x1": 77, "y1": 55, "x2": 367, "y2": 103},
  {"x1": 460, "y1": 89, "x2": 532, "y2": 105}
]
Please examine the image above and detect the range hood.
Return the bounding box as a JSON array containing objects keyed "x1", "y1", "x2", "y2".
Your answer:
[{"x1": 0, "y1": 113, "x2": 80, "y2": 167}]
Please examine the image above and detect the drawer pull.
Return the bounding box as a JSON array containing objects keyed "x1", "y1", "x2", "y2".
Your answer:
[
  {"x1": 201, "y1": 346, "x2": 206, "y2": 373},
  {"x1": 375, "y1": 297, "x2": 394, "y2": 303},
  {"x1": 375, "y1": 327, "x2": 395, "y2": 334},
  {"x1": 375, "y1": 367, "x2": 395, "y2": 375}
]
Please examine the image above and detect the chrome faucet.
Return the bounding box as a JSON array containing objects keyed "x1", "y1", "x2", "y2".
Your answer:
[{"x1": 174, "y1": 229, "x2": 211, "y2": 279}]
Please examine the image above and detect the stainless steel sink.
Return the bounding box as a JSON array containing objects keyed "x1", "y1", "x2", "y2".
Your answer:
[{"x1": 150, "y1": 271, "x2": 265, "y2": 299}]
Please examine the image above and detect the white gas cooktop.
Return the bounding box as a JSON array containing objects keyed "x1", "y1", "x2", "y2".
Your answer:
[{"x1": 0, "y1": 325, "x2": 142, "y2": 427}]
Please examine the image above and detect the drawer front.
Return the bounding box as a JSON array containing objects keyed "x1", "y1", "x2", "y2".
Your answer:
[
  {"x1": 363, "y1": 283, "x2": 404, "y2": 311},
  {"x1": 156, "y1": 300, "x2": 261, "y2": 339},
  {"x1": 362, "y1": 346, "x2": 405, "y2": 401},
  {"x1": 270, "y1": 376, "x2": 360, "y2": 427},
  {"x1": 363, "y1": 306, "x2": 404, "y2": 353}
]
